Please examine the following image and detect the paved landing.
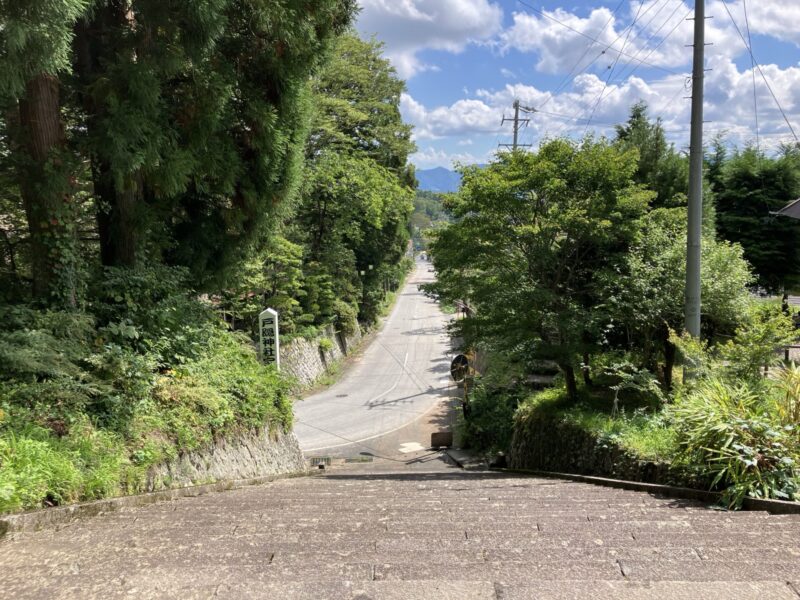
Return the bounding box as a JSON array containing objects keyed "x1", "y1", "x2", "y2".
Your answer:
[{"x1": 2, "y1": 456, "x2": 800, "y2": 599}]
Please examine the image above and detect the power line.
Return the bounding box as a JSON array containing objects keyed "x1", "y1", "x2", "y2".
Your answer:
[
  {"x1": 583, "y1": 0, "x2": 646, "y2": 133},
  {"x1": 558, "y1": 4, "x2": 691, "y2": 139},
  {"x1": 526, "y1": 0, "x2": 677, "y2": 142},
  {"x1": 742, "y1": 0, "x2": 759, "y2": 152},
  {"x1": 597, "y1": 7, "x2": 692, "y2": 110},
  {"x1": 537, "y1": 0, "x2": 628, "y2": 112},
  {"x1": 512, "y1": 0, "x2": 681, "y2": 76},
  {"x1": 720, "y1": 0, "x2": 798, "y2": 142},
  {"x1": 611, "y1": 1, "x2": 688, "y2": 85}
]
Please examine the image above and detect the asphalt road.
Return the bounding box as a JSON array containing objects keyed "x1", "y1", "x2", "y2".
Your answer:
[{"x1": 293, "y1": 259, "x2": 456, "y2": 457}]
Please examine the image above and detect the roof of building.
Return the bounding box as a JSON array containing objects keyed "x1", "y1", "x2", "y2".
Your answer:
[{"x1": 774, "y1": 197, "x2": 800, "y2": 219}]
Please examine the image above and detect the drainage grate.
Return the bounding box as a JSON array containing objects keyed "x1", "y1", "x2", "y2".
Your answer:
[{"x1": 308, "y1": 456, "x2": 332, "y2": 467}]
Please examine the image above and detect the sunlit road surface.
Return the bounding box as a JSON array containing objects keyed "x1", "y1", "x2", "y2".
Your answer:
[{"x1": 293, "y1": 259, "x2": 455, "y2": 457}]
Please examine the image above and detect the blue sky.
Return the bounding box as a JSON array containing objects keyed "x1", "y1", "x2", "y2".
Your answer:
[{"x1": 356, "y1": 0, "x2": 800, "y2": 169}]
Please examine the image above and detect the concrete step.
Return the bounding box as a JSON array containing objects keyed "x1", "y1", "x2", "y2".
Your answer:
[{"x1": 2, "y1": 466, "x2": 800, "y2": 598}]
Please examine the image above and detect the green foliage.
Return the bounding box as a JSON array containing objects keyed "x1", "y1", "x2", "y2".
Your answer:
[
  {"x1": 0, "y1": 0, "x2": 90, "y2": 99},
  {"x1": 428, "y1": 139, "x2": 651, "y2": 395},
  {"x1": 714, "y1": 145, "x2": 800, "y2": 292},
  {"x1": 460, "y1": 383, "x2": 519, "y2": 454},
  {"x1": 318, "y1": 337, "x2": 335, "y2": 353},
  {"x1": 717, "y1": 305, "x2": 797, "y2": 380},
  {"x1": 615, "y1": 101, "x2": 689, "y2": 208},
  {"x1": 0, "y1": 299, "x2": 292, "y2": 513},
  {"x1": 411, "y1": 191, "x2": 452, "y2": 250},
  {"x1": 671, "y1": 377, "x2": 800, "y2": 507},
  {"x1": 601, "y1": 206, "x2": 752, "y2": 386}
]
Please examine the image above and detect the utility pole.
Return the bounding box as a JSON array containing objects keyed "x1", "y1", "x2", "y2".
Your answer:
[
  {"x1": 684, "y1": 0, "x2": 705, "y2": 341},
  {"x1": 499, "y1": 100, "x2": 535, "y2": 151}
]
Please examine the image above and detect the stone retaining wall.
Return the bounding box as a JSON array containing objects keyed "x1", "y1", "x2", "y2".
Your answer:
[
  {"x1": 281, "y1": 320, "x2": 362, "y2": 388},
  {"x1": 147, "y1": 428, "x2": 306, "y2": 491},
  {"x1": 508, "y1": 411, "x2": 713, "y2": 490}
]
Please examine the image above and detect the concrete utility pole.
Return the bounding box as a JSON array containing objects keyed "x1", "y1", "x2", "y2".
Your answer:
[
  {"x1": 500, "y1": 100, "x2": 535, "y2": 151},
  {"x1": 685, "y1": 0, "x2": 705, "y2": 339}
]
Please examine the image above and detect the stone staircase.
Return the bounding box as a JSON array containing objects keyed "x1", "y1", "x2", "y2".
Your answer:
[{"x1": 2, "y1": 458, "x2": 800, "y2": 599}]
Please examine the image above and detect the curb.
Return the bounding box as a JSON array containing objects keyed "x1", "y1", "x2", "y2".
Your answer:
[
  {"x1": 0, "y1": 469, "x2": 308, "y2": 540},
  {"x1": 444, "y1": 450, "x2": 800, "y2": 515},
  {"x1": 445, "y1": 448, "x2": 488, "y2": 470},
  {"x1": 493, "y1": 467, "x2": 800, "y2": 515}
]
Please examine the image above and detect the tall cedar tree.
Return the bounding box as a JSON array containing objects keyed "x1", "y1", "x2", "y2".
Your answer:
[
  {"x1": 71, "y1": 1, "x2": 355, "y2": 280},
  {"x1": 713, "y1": 145, "x2": 800, "y2": 293},
  {"x1": 614, "y1": 101, "x2": 689, "y2": 208},
  {"x1": 0, "y1": 0, "x2": 91, "y2": 304}
]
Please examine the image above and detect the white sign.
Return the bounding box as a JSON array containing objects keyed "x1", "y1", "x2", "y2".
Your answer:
[{"x1": 259, "y1": 308, "x2": 280, "y2": 370}]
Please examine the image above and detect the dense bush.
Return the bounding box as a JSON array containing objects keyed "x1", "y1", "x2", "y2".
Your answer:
[
  {"x1": 0, "y1": 270, "x2": 292, "y2": 513},
  {"x1": 460, "y1": 384, "x2": 520, "y2": 454},
  {"x1": 671, "y1": 376, "x2": 799, "y2": 506}
]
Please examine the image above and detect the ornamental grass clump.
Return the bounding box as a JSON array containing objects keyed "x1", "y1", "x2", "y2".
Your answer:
[{"x1": 671, "y1": 376, "x2": 800, "y2": 507}]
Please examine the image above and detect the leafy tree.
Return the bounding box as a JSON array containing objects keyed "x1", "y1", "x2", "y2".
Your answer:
[
  {"x1": 287, "y1": 33, "x2": 415, "y2": 326},
  {"x1": 602, "y1": 207, "x2": 752, "y2": 388},
  {"x1": 428, "y1": 140, "x2": 652, "y2": 398},
  {"x1": 615, "y1": 101, "x2": 689, "y2": 208},
  {"x1": 714, "y1": 146, "x2": 800, "y2": 292},
  {"x1": 293, "y1": 151, "x2": 413, "y2": 322},
  {"x1": 308, "y1": 34, "x2": 414, "y2": 181}
]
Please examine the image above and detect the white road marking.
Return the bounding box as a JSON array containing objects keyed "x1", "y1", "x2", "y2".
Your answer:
[
  {"x1": 398, "y1": 442, "x2": 426, "y2": 454},
  {"x1": 363, "y1": 351, "x2": 408, "y2": 405}
]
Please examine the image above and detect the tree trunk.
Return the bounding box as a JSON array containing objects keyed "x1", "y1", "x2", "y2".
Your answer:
[
  {"x1": 663, "y1": 338, "x2": 677, "y2": 392},
  {"x1": 15, "y1": 74, "x2": 76, "y2": 305},
  {"x1": 95, "y1": 166, "x2": 140, "y2": 267},
  {"x1": 561, "y1": 364, "x2": 578, "y2": 399},
  {"x1": 581, "y1": 352, "x2": 592, "y2": 387},
  {"x1": 74, "y1": 10, "x2": 141, "y2": 268}
]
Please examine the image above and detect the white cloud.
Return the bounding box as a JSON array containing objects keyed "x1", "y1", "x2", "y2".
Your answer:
[
  {"x1": 401, "y1": 93, "x2": 500, "y2": 140},
  {"x1": 405, "y1": 53, "x2": 800, "y2": 160},
  {"x1": 500, "y1": 68, "x2": 517, "y2": 79},
  {"x1": 410, "y1": 146, "x2": 490, "y2": 169},
  {"x1": 357, "y1": 0, "x2": 503, "y2": 77},
  {"x1": 727, "y1": 1, "x2": 800, "y2": 47},
  {"x1": 499, "y1": 2, "x2": 744, "y2": 76}
]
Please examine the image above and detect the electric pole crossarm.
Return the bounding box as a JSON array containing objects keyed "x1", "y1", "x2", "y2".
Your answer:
[{"x1": 499, "y1": 100, "x2": 536, "y2": 151}]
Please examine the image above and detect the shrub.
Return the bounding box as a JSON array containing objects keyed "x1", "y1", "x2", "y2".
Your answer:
[
  {"x1": 671, "y1": 377, "x2": 800, "y2": 507},
  {"x1": 319, "y1": 337, "x2": 335, "y2": 353},
  {"x1": 0, "y1": 432, "x2": 83, "y2": 513},
  {"x1": 461, "y1": 384, "x2": 520, "y2": 454}
]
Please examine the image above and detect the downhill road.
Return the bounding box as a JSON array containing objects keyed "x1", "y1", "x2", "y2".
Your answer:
[{"x1": 293, "y1": 259, "x2": 454, "y2": 456}]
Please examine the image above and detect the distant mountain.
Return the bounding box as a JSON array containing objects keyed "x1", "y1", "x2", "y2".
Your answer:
[{"x1": 415, "y1": 167, "x2": 461, "y2": 193}]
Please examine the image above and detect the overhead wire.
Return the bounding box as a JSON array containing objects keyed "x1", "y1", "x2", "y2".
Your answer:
[
  {"x1": 537, "y1": 0, "x2": 628, "y2": 111},
  {"x1": 582, "y1": 0, "x2": 647, "y2": 134},
  {"x1": 552, "y1": 3, "x2": 691, "y2": 139},
  {"x1": 611, "y1": 1, "x2": 688, "y2": 85},
  {"x1": 514, "y1": 0, "x2": 678, "y2": 142},
  {"x1": 512, "y1": 0, "x2": 681, "y2": 76},
  {"x1": 583, "y1": 5, "x2": 693, "y2": 133},
  {"x1": 742, "y1": 0, "x2": 759, "y2": 152},
  {"x1": 719, "y1": 0, "x2": 799, "y2": 142}
]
